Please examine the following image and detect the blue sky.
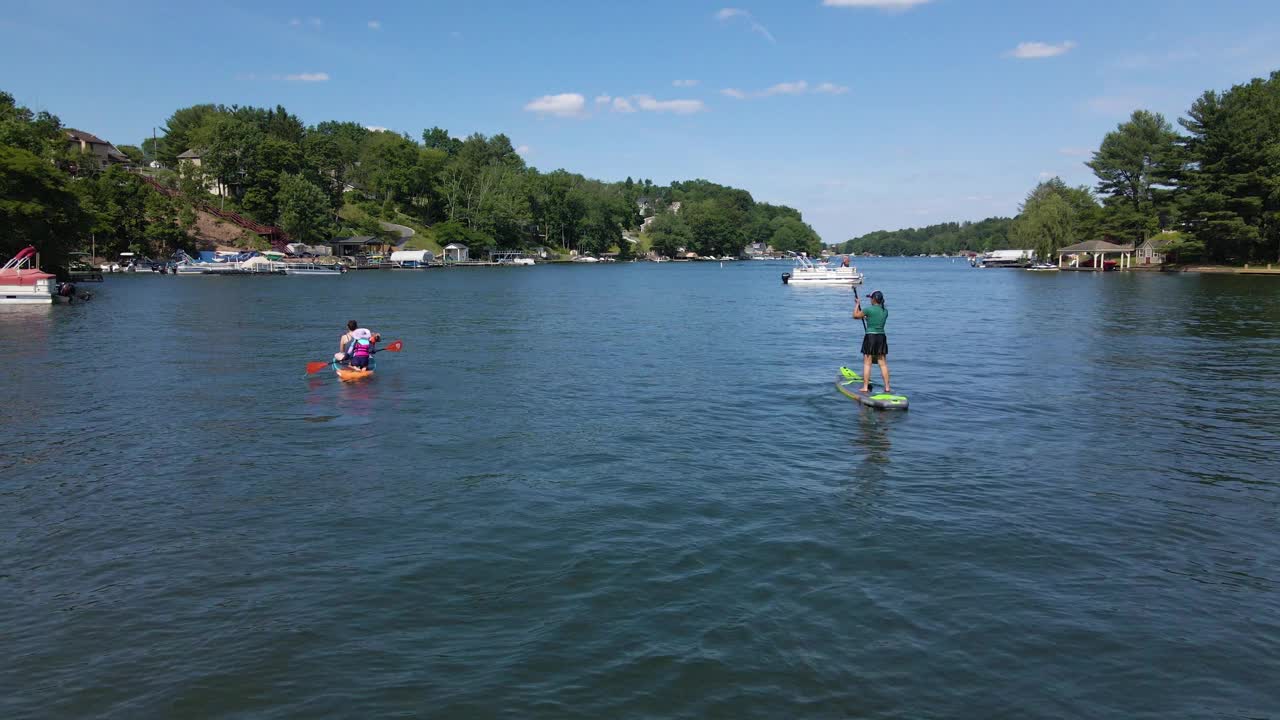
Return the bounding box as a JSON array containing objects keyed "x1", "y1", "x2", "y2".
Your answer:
[{"x1": 2, "y1": 0, "x2": 1278, "y2": 241}]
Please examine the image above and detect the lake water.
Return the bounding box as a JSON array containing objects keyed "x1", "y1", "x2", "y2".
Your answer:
[{"x1": 3, "y1": 259, "x2": 1279, "y2": 718}]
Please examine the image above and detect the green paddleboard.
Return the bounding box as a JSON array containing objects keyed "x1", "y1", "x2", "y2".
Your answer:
[{"x1": 836, "y1": 368, "x2": 909, "y2": 410}]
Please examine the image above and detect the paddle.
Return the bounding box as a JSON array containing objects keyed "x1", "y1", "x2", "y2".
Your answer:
[
  {"x1": 305, "y1": 339, "x2": 403, "y2": 374},
  {"x1": 853, "y1": 287, "x2": 867, "y2": 332}
]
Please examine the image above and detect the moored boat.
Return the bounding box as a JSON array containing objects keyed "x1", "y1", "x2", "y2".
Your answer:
[
  {"x1": 1, "y1": 246, "x2": 57, "y2": 304},
  {"x1": 284, "y1": 263, "x2": 344, "y2": 275}
]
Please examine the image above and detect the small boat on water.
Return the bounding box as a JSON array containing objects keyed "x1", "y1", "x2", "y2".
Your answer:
[
  {"x1": 975, "y1": 249, "x2": 1033, "y2": 268},
  {"x1": 781, "y1": 256, "x2": 864, "y2": 286},
  {"x1": 284, "y1": 262, "x2": 344, "y2": 276},
  {"x1": 1027, "y1": 263, "x2": 1060, "y2": 272},
  {"x1": 1, "y1": 246, "x2": 57, "y2": 304}
]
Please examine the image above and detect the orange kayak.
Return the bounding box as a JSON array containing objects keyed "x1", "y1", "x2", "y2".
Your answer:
[{"x1": 335, "y1": 365, "x2": 374, "y2": 382}]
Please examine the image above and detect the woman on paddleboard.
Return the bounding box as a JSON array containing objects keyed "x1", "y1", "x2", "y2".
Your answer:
[{"x1": 853, "y1": 290, "x2": 890, "y2": 394}]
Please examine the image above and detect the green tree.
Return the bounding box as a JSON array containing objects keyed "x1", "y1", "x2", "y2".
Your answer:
[
  {"x1": 74, "y1": 165, "x2": 150, "y2": 256},
  {"x1": 143, "y1": 192, "x2": 188, "y2": 254},
  {"x1": 191, "y1": 114, "x2": 264, "y2": 208},
  {"x1": 422, "y1": 126, "x2": 461, "y2": 155},
  {"x1": 1087, "y1": 110, "x2": 1183, "y2": 243},
  {"x1": 0, "y1": 90, "x2": 67, "y2": 161},
  {"x1": 682, "y1": 200, "x2": 745, "y2": 256},
  {"x1": 645, "y1": 212, "x2": 693, "y2": 258},
  {"x1": 1179, "y1": 71, "x2": 1280, "y2": 262},
  {"x1": 159, "y1": 104, "x2": 221, "y2": 165},
  {"x1": 354, "y1": 130, "x2": 420, "y2": 203},
  {"x1": 118, "y1": 144, "x2": 146, "y2": 165},
  {"x1": 1010, "y1": 177, "x2": 1102, "y2": 260},
  {"x1": 0, "y1": 144, "x2": 89, "y2": 268},
  {"x1": 276, "y1": 173, "x2": 333, "y2": 243}
]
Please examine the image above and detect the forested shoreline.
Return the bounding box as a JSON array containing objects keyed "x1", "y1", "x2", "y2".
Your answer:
[
  {"x1": 1, "y1": 93, "x2": 824, "y2": 270},
  {"x1": 843, "y1": 70, "x2": 1280, "y2": 264}
]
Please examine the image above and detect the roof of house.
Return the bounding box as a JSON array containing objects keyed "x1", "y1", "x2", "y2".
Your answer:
[
  {"x1": 65, "y1": 129, "x2": 111, "y2": 145},
  {"x1": 443, "y1": 243, "x2": 468, "y2": 250},
  {"x1": 177, "y1": 149, "x2": 202, "y2": 159},
  {"x1": 331, "y1": 236, "x2": 376, "y2": 245},
  {"x1": 1058, "y1": 239, "x2": 1136, "y2": 254},
  {"x1": 1141, "y1": 235, "x2": 1178, "y2": 249}
]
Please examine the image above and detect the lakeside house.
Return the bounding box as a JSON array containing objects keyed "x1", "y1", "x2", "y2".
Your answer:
[
  {"x1": 1138, "y1": 235, "x2": 1177, "y2": 265},
  {"x1": 330, "y1": 236, "x2": 379, "y2": 257},
  {"x1": 65, "y1": 129, "x2": 130, "y2": 170},
  {"x1": 177, "y1": 148, "x2": 231, "y2": 197}
]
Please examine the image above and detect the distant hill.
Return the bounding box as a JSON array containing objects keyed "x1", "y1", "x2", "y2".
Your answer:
[{"x1": 839, "y1": 217, "x2": 1012, "y2": 256}]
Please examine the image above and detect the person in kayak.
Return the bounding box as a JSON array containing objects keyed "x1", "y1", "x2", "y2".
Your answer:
[
  {"x1": 336, "y1": 320, "x2": 377, "y2": 368},
  {"x1": 853, "y1": 290, "x2": 890, "y2": 393}
]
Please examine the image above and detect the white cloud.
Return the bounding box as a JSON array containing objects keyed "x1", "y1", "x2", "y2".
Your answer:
[
  {"x1": 1059, "y1": 147, "x2": 1092, "y2": 157},
  {"x1": 633, "y1": 95, "x2": 706, "y2": 114},
  {"x1": 367, "y1": 20, "x2": 381, "y2": 30},
  {"x1": 515, "y1": 145, "x2": 530, "y2": 156},
  {"x1": 822, "y1": 0, "x2": 931, "y2": 9},
  {"x1": 524, "y1": 93, "x2": 587, "y2": 117},
  {"x1": 761, "y1": 81, "x2": 808, "y2": 96},
  {"x1": 673, "y1": 79, "x2": 699, "y2": 88},
  {"x1": 365, "y1": 126, "x2": 391, "y2": 132},
  {"x1": 716, "y1": 7, "x2": 775, "y2": 44},
  {"x1": 721, "y1": 81, "x2": 849, "y2": 99},
  {"x1": 1008, "y1": 41, "x2": 1077, "y2": 59},
  {"x1": 595, "y1": 94, "x2": 612, "y2": 105},
  {"x1": 284, "y1": 72, "x2": 330, "y2": 82},
  {"x1": 612, "y1": 97, "x2": 636, "y2": 113}
]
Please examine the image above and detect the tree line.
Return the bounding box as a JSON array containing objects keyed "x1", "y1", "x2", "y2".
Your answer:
[
  {"x1": 839, "y1": 217, "x2": 1012, "y2": 256},
  {"x1": 844, "y1": 70, "x2": 1280, "y2": 264},
  {"x1": 1, "y1": 90, "x2": 823, "y2": 269}
]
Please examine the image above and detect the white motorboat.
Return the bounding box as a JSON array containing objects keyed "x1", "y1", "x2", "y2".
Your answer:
[
  {"x1": 781, "y1": 256, "x2": 863, "y2": 286},
  {"x1": 976, "y1": 249, "x2": 1033, "y2": 268},
  {"x1": 1, "y1": 246, "x2": 57, "y2": 304},
  {"x1": 572, "y1": 256, "x2": 600, "y2": 263}
]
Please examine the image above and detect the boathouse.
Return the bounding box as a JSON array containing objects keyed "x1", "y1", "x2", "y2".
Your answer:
[
  {"x1": 443, "y1": 243, "x2": 469, "y2": 263},
  {"x1": 1057, "y1": 240, "x2": 1135, "y2": 270}
]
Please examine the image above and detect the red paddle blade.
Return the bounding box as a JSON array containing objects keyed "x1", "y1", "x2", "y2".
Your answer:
[
  {"x1": 383, "y1": 340, "x2": 403, "y2": 352},
  {"x1": 306, "y1": 361, "x2": 331, "y2": 374}
]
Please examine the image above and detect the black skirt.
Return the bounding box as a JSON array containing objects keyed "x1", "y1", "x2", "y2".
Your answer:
[{"x1": 861, "y1": 333, "x2": 888, "y2": 358}]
